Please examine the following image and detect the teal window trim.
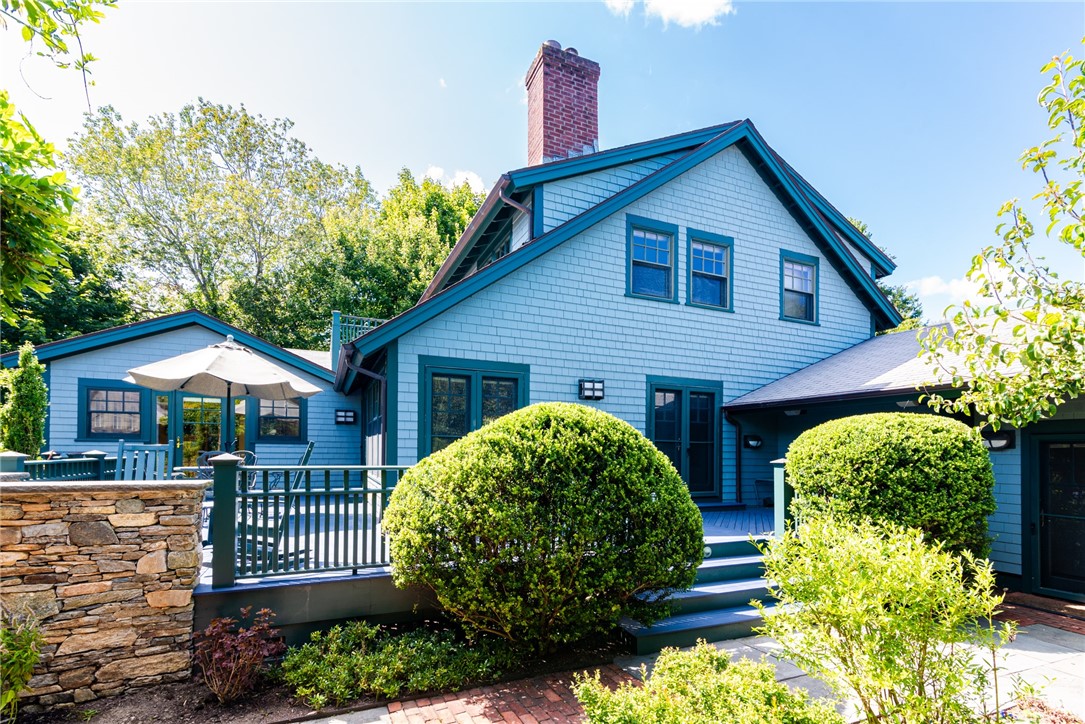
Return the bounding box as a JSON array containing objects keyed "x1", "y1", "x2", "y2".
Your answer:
[
  {"x1": 685, "y1": 228, "x2": 734, "y2": 312},
  {"x1": 76, "y1": 378, "x2": 153, "y2": 443},
  {"x1": 418, "y1": 356, "x2": 529, "y2": 458},
  {"x1": 252, "y1": 397, "x2": 308, "y2": 444},
  {"x1": 779, "y1": 249, "x2": 820, "y2": 325},
  {"x1": 645, "y1": 376, "x2": 723, "y2": 498},
  {"x1": 626, "y1": 214, "x2": 680, "y2": 304}
]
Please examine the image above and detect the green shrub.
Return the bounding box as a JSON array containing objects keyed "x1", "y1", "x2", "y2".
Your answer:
[
  {"x1": 575, "y1": 640, "x2": 842, "y2": 724},
  {"x1": 786, "y1": 412, "x2": 996, "y2": 557},
  {"x1": 0, "y1": 611, "x2": 43, "y2": 719},
  {"x1": 755, "y1": 516, "x2": 1016, "y2": 724},
  {"x1": 281, "y1": 621, "x2": 520, "y2": 708},
  {"x1": 383, "y1": 402, "x2": 703, "y2": 652},
  {"x1": 0, "y1": 343, "x2": 48, "y2": 457}
]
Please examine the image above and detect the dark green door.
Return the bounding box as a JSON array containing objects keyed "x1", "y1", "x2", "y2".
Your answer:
[
  {"x1": 1039, "y1": 440, "x2": 1085, "y2": 596},
  {"x1": 649, "y1": 381, "x2": 719, "y2": 499}
]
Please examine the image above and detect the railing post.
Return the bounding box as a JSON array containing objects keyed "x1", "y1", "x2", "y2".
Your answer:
[
  {"x1": 83, "y1": 450, "x2": 108, "y2": 480},
  {"x1": 0, "y1": 451, "x2": 28, "y2": 474},
  {"x1": 772, "y1": 458, "x2": 792, "y2": 538},
  {"x1": 210, "y1": 453, "x2": 241, "y2": 589},
  {"x1": 331, "y1": 310, "x2": 341, "y2": 366}
]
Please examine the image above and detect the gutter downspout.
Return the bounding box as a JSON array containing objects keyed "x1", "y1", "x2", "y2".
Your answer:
[
  {"x1": 342, "y1": 346, "x2": 388, "y2": 466},
  {"x1": 498, "y1": 191, "x2": 532, "y2": 218},
  {"x1": 723, "y1": 410, "x2": 742, "y2": 505}
]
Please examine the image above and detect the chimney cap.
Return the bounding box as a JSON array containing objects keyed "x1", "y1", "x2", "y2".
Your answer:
[
  {"x1": 565, "y1": 47, "x2": 578, "y2": 56},
  {"x1": 544, "y1": 39, "x2": 561, "y2": 49}
]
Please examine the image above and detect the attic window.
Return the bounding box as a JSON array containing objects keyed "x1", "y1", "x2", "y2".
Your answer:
[{"x1": 781, "y1": 251, "x2": 818, "y2": 324}]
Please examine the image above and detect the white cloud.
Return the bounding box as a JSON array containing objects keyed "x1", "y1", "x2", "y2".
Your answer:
[
  {"x1": 603, "y1": 0, "x2": 634, "y2": 17},
  {"x1": 439, "y1": 77, "x2": 447, "y2": 89},
  {"x1": 604, "y1": 0, "x2": 736, "y2": 29},
  {"x1": 905, "y1": 276, "x2": 981, "y2": 321},
  {"x1": 423, "y1": 166, "x2": 486, "y2": 193}
]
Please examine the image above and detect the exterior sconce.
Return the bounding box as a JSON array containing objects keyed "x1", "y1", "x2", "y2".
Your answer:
[
  {"x1": 981, "y1": 429, "x2": 1016, "y2": 451},
  {"x1": 335, "y1": 409, "x2": 357, "y2": 425},
  {"x1": 783, "y1": 409, "x2": 805, "y2": 417},
  {"x1": 895, "y1": 400, "x2": 918, "y2": 409},
  {"x1": 578, "y1": 379, "x2": 605, "y2": 400},
  {"x1": 743, "y1": 435, "x2": 764, "y2": 449}
]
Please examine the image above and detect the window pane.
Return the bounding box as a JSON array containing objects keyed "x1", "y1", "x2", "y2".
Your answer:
[
  {"x1": 653, "y1": 390, "x2": 682, "y2": 474},
  {"x1": 482, "y1": 378, "x2": 518, "y2": 425},
  {"x1": 632, "y1": 264, "x2": 670, "y2": 298},
  {"x1": 259, "y1": 398, "x2": 301, "y2": 438},
  {"x1": 87, "y1": 388, "x2": 142, "y2": 435},
  {"x1": 430, "y1": 373, "x2": 470, "y2": 451},
  {"x1": 784, "y1": 290, "x2": 814, "y2": 321},
  {"x1": 692, "y1": 275, "x2": 725, "y2": 307},
  {"x1": 692, "y1": 241, "x2": 728, "y2": 278},
  {"x1": 784, "y1": 261, "x2": 815, "y2": 293}
]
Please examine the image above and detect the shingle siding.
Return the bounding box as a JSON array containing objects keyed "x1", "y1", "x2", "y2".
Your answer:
[
  {"x1": 45, "y1": 327, "x2": 360, "y2": 466},
  {"x1": 395, "y1": 145, "x2": 873, "y2": 502}
]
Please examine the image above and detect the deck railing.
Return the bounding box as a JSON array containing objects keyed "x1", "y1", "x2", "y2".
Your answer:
[
  {"x1": 21, "y1": 452, "x2": 117, "y2": 481},
  {"x1": 208, "y1": 455, "x2": 410, "y2": 588}
]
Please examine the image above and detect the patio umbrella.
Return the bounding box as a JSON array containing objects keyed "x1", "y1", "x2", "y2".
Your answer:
[{"x1": 124, "y1": 335, "x2": 321, "y2": 450}]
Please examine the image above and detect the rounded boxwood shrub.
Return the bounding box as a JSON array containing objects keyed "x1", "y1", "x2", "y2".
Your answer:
[
  {"x1": 383, "y1": 402, "x2": 704, "y2": 652},
  {"x1": 786, "y1": 412, "x2": 996, "y2": 558}
]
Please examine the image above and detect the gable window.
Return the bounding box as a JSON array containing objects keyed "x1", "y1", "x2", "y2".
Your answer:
[
  {"x1": 77, "y1": 379, "x2": 151, "y2": 441},
  {"x1": 626, "y1": 215, "x2": 679, "y2": 302},
  {"x1": 256, "y1": 399, "x2": 305, "y2": 442},
  {"x1": 780, "y1": 251, "x2": 819, "y2": 324},
  {"x1": 420, "y1": 357, "x2": 529, "y2": 456},
  {"x1": 687, "y1": 230, "x2": 733, "y2": 310}
]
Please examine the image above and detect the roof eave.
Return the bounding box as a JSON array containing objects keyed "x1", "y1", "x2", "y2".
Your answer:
[{"x1": 724, "y1": 384, "x2": 955, "y2": 413}]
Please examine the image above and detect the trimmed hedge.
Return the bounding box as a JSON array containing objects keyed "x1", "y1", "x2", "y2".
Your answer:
[
  {"x1": 383, "y1": 402, "x2": 704, "y2": 652},
  {"x1": 786, "y1": 413, "x2": 996, "y2": 558}
]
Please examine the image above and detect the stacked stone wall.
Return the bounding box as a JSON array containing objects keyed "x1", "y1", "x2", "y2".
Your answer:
[{"x1": 0, "y1": 481, "x2": 205, "y2": 714}]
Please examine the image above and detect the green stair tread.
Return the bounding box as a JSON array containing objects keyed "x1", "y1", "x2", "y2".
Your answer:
[
  {"x1": 672, "y1": 578, "x2": 769, "y2": 600},
  {"x1": 621, "y1": 603, "x2": 774, "y2": 636}
]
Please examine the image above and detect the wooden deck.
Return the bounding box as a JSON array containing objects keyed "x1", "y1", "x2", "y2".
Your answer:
[{"x1": 701, "y1": 505, "x2": 774, "y2": 538}]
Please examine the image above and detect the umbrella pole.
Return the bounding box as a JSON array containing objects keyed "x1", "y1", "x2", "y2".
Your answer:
[{"x1": 225, "y1": 382, "x2": 233, "y2": 452}]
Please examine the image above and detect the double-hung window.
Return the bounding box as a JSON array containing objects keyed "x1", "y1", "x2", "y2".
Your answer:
[
  {"x1": 687, "y1": 230, "x2": 733, "y2": 310},
  {"x1": 256, "y1": 399, "x2": 305, "y2": 442},
  {"x1": 627, "y1": 216, "x2": 679, "y2": 302},
  {"x1": 421, "y1": 357, "x2": 529, "y2": 456},
  {"x1": 780, "y1": 251, "x2": 818, "y2": 323}
]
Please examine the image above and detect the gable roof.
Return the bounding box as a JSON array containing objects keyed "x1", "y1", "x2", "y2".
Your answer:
[
  {"x1": 724, "y1": 326, "x2": 957, "y2": 411},
  {"x1": 1, "y1": 310, "x2": 335, "y2": 383}
]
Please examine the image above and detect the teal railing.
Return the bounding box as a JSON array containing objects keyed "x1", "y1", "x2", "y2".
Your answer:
[
  {"x1": 208, "y1": 455, "x2": 410, "y2": 588},
  {"x1": 337, "y1": 314, "x2": 385, "y2": 344},
  {"x1": 21, "y1": 453, "x2": 117, "y2": 481}
]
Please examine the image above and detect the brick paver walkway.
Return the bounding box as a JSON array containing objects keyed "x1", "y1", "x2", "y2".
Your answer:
[
  {"x1": 384, "y1": 664, "x2": 632, "y2": 724},
  {"x1": 996, "y1": 599, "x2": 1085, "y2": 635}
]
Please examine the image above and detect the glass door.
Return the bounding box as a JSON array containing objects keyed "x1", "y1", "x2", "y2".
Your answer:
[
  {"x1": 649, "y1": 381, "x2": 720, "y2": 499},
  {"x1": 1039, "y1": 441, "x2": 1085, "y2": 596}
]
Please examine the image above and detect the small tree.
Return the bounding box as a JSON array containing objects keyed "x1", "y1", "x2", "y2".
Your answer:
[
  {"x1": 0, "y1": 343, "x2": 48, "y2": 457},
  {"x1": 921, "y1": 42, "x2": 1085, "y2": 428}
]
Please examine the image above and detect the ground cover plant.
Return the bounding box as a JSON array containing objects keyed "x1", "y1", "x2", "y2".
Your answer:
[
  {"x1": 756, "y1": 516, "x2": 1016, "y2": 724},
  {"x1": 786, "y1": 412, "x2": 996, "y2": 558},
  {"x1": 383, "y1": 402, "x2": 704, "y2": 653},
  {"x1": 281, "y1": 620, "x2": 522, "y2": 708},
  {"x1": 193, "y1": 607, "x2": 285, "y2": 704},
  {"x1": 575, "y1": 640, "x2": 843, "y2": 724},
  {"x1": 0, "y1": 611, "x2": 43, "y2": 719}
]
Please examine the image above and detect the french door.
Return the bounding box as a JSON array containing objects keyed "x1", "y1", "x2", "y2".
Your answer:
[
  {"x1": 167, "y1": 394, "x2": 248, "y2": 467},
  {"x1": 648, "y1": 379, "x2": 720, "y2": 499},
  {"x1": 1037, "y1": 439, "x2": 1085, "y2": 597}
]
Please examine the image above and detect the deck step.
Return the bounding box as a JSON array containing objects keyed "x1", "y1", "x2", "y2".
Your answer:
[
  {"x1": 622, "y1": 603, "x2": 776, "y2": 655},
  {"x1": 703, "y1": 535, "x2": 767, "y2": 559},
  {"x1": 695, "y1": 554, "x2": 764, "y2": 583},
  {"x1": 669, "y1": 577, "x2": 772, "y2": 615}
]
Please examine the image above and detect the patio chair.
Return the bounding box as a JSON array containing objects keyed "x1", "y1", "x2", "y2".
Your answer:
[
  {"x1": 243, "y1": 441, "x2": 316, "y2": 566},
  {"x1": 115, "y1": 441, "x2": 174, "y2": 481}
]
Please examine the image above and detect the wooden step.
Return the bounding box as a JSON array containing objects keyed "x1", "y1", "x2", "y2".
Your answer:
[
  {"x1": 694, "y1": 554, "x2": 764, "y2": 583},
  {"x1": 668, "y1": 577, "x2": 773, "y2": 615},
  {"x1": 621, "y1": 603, "x2": 776, "y2": 655},
  {"x1": 702, "y1": 535, "x2": 768, "y2": 559}
]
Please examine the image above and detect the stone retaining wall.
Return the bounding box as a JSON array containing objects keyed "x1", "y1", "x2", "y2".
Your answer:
[{"x1": 0, "y1": 480, "x2": 206, "y2": 715}]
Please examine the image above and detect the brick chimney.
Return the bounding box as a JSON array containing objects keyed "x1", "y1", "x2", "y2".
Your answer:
[{"x1": 525, "y1": 41, "x2": 601, "y2": 166}]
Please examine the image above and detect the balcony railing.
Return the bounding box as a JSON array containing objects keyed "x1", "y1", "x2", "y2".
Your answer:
[{"x1": 208, "y1": 456, "x2": 410, "y2": 587}]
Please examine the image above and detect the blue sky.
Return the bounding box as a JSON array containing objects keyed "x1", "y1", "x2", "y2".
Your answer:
[{"x1": 4, "y1": 1, "x2": 1083, "y2": 320}]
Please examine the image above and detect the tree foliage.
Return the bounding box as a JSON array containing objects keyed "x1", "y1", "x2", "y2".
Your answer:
[
  {"x1": 921, "y1": 43, "x2": 1085, "y2": 428},
  {"x1": 68, "y1": 104, "x2": 483, "y2": 348},
  {"x1": 0, "y1": 343, "x2": 49, "y2": 456}
]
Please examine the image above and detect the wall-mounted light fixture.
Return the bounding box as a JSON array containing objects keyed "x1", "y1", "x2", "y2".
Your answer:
[
  {"x1": 783, "y1": 409, "x2": 805, "y2": 417},
  {"x1": 981, "y1": 429, "x2": 1016, "y2": 451},
  {"x1": 743, "y1": 435, "x2": 764, "y2": 449},
  {"x1": 895, "y1": 400, "x2": 919, "y2": 409},
  {"x1": 335, "y1": 409, "x2": 357, "y2": 425},
  {"x1": 578, "y1": 379, "x2": 605, "y2": 401}
]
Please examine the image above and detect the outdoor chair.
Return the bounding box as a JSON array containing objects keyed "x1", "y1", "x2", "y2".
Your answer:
[
  {"x1": 115, "y1": 441, "x2": 174, "y2": 481},
  {"x1": 243, "y1": 441, "x2": 316, "y2": 567}
]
